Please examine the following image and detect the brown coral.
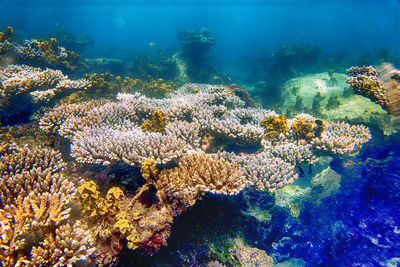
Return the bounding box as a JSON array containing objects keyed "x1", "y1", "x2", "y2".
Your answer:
[
  {"x1": 0, "y1": 146, "x2": 94, "y2": 266},
  {"x1": 347, "y1": 63, "x2": 400, "y2": 116},
  {"x1": 155, "y1": 152, "x2": 245, "y2": 207}
]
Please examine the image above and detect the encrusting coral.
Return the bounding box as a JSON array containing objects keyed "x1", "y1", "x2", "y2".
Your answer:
[
  {"x1": 347, "y1": 63, "x2": 400, "y2": 116},
  {"x1": 0, "y1": 145, "x2": 94, "y2": 266}
]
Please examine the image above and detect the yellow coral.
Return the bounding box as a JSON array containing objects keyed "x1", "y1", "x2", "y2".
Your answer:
[
  {"x1": 141, "y1": 109, "x2": 167, "y2": 133},
  {"x1": 261, "y1": 115, "x2": 287, "y2": 132},
  {"x1": 122, "y1": 76, "x2": 176, "y2": 98},
  {"x1": 0, "y1": 26, "x2": 13, "y2": 42},
  {"x1": 141, "y1": 158, "x2": 157, "y2": 181},
  {"x1": 77, "y1": 181, "x2": 102, "y2": 218},
  {"x1": 291, "y1": 119, "x2": 314, "y2": 140}
]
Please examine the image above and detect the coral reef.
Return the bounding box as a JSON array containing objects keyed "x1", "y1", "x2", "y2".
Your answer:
[
  {"x1": 82, "y1": 72, "x2": 176, "y2": 99},
  {"x1": 0, "y1": 27, "x2": 13, "y2": 43},
  {"x1": 347, "y1": 63, "x2": 400, "y2": 116},
  {"x1": 40, "y1": 83, "x2": 371, "y2": 194},
  {"x1": 0, "y1": 64, "x2": 90, "y2": 125},
  {"x1": 0, "y1": 145, "x2": 94, "y2": 266},
  {"x1": 16, "y1": 38, "x2": 81, "y2": 72}
]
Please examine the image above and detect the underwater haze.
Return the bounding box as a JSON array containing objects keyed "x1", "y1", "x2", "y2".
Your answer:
[
  {"x1": 1, "y1": 0, "x2": 399, "y2": 67},
  {"x1": 1, "y1": 0, "x2": 400, "y2": 266}
]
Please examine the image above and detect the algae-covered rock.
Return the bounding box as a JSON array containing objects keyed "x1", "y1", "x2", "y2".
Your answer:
[
  {"x1": 274, "y1": 185, "x2": 311, "y2": 208},
  {"x1": 311, "y1": 166, "x2": 341, "y2": 202},
  {"x1": 280, "y1": 72, "x2": 388, "y2": 123},
  {"x1": 229, "y1": 238, "x2": 274, "y2": 267}
]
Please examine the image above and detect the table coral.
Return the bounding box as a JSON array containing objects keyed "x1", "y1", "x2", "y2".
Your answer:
[{"x1": 0, "y1": 64, "x2": 90, "y2": 103}]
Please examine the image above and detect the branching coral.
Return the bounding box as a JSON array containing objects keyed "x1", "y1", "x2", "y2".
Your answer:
[
  {"x1": 40, "y1": 83, "x2": 371, "y2": 194},
  {"x1": 0, "y1": 27, "x2": 13, "y2": 43},
  {"x1": 155, "y1": 152, "x2": 246, "y2": 207},
  {"x1": 0, "y1": 64, "x2": 90, "y2": 105},
  {"x1": 347, "y1": 63, "x2": 400, "y2": 116},
  {"x1": 0, "y1": 146, "x2": 94, "y2": 266},
  {"x1": 16, "y1": 38, "x2": 80, "y2": 71},
  {"x1": 312, "y1": 121, "x2": 371, "y2": 154}
]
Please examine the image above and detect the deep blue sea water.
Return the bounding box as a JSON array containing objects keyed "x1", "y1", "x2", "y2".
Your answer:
[
  {"x1": 1, "y1": 1, "x2": 400, "y2": 266},
  {"x1": 1, "y1": 0, "x2": 399, "y2": 69}
]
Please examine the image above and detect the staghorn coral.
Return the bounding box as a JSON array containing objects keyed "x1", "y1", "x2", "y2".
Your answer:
[
  {"x1": 0, "y1": 64, "x2": 90, "y2": 104},
  {"x1": 312, "y1": 121, "x2": 371, "y2": 154},
  {"x1": 347, "y1": 63, "x2": 400, "y2": 116},
  {"x1": 30, "y1": 221, "x2": 95, "y2": 266},
  {"x1": 0, "y1": 146, "x2": 94, "y2": 266},
  {"x1": 38, "y1": 99, "x2": 112, "y2": 135},
  {"x1": 155, "y1": 152, "x2": 246, "y2": 207},
  {"x1": 70, "y1": 125, "x2": 187, "y2": 166},
  {"x1": 217, "y1": 151, "x2": 298, "y2": 192}
]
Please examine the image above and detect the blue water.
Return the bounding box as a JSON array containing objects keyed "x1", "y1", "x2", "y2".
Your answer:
[{"x1": 1, "y1": 0, "x2": 399, "y2": 69}]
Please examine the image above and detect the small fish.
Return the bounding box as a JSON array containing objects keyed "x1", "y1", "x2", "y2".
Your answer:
[
  {"x1": 148, "y1": 41, "x2": 156, "y2": 47},
  {"x1": 157, "y1": 49, "x2": 162, "y2": 54},
  {"x1": 298, "y1": 165, "x2": 305, "y2": 177}
]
